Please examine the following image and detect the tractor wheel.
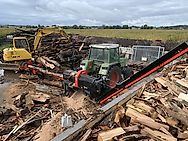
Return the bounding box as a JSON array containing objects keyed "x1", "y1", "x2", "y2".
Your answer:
[
  {"x1": 122, "y1": 66, "x2": 134, "y2": 80},
  {"x1": 108, "y1": 66, "x2": 122, "y2": 88}
]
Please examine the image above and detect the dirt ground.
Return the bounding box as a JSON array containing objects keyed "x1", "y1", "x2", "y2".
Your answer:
[{"x1": 0, "y1": 70, "x2": 100, "y2": 141}]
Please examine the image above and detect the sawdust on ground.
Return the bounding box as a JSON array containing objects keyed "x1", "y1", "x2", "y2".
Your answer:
[
  {"x1": 1, "y1": 81, "x2": 35, "y2": 105},
  {"x1": 63, "y1": 92, "x2": 86, "y2": 110},
  {"x1": 63, "y1": 91, "x2": 98, "y2": 116},
  {"x1": 34, "y1": 112, "x2": 63, "y2": 141}
]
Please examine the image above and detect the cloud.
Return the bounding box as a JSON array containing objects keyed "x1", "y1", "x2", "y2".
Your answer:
[{"x1": 0, "y1": 0, "x2": 188, "y2": 26}]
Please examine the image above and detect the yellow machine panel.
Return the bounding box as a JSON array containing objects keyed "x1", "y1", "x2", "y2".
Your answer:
[{"x1": 3, "y1": 48, "x2": 32, "y2": 62}]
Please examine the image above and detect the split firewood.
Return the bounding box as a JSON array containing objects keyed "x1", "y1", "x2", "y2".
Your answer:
[
  {"x1": 142, "y1": 127, "x2": 177, "y2": 141},
  {"x1": 164, "y1": 107, "x2": 188, "y2": 127},
  {"x1": 134, "y1": 101, "x2": 154, "y2": 113},
  {"x1": 126, "y1": 104, "x2": 143, "y2": 113},
  {"x1": 123, "y1": 125, "x2": 140, "y2": 134},
  {"x1": 178, "y1": 131, "x2": 188, "y2": 139},
  {"x1": 178, "y1": 93, "x2": 188, "y2": 102},
  {"x1": 79, "y1": 129, "x2": 92, "y2": 141},
  {"x1": 118, "y1": 134, "x2": 148, "y2": 141},
  {"x1": 114, "y1": 106, "x2": 125, "y2": 127},
  {"x1": 175, "y1": 79, "x2": 188, "y2": 89},
  {"x1": 126, "y1": 107, "x2": 169, "y2": 130},
  {"x1": 143, "y1": 91, "x2": 159, "y2": 99},
  {"x1": 175, "y1": 65, "x2": 188, "y2": 69},
  {"x1": 159, "y1": 127, "x2": 172, "y2": 136},
  {"x1": 97, "y1": 127, "x2": 125, "y2": 141},
  {"x1": 137, "y1": 84, "x2": 146, "y2": 97},
  {"x1": 158, "y1": 114, "x2": 167, "y2": 123},
  {"x1": 155, "y1": 77, "x2": 168, "y2": 87}
]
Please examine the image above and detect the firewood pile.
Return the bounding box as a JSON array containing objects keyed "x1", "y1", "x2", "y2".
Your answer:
[{"x1": 83, "y1": 58, "x2": 188, "y2": 141}]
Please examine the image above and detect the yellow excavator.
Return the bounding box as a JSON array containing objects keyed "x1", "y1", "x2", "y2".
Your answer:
[{"x1": 3, "y1": 27, "x2": 70, "y2": 62}]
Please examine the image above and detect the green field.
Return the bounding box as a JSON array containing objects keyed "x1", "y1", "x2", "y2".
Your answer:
[
  {"x1": 65, "y1": 29, "x2": 188, "y2": 42},
  {"x1": 0, "y1": 27, "x2": 188, "y2": 42},
  {"x1": 0, "y1": 27, "x2": 15, "y2": 38}
]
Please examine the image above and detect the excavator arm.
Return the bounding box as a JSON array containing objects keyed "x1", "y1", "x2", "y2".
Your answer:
[{"x1": 32, "y1": 27, "x2": 70, "y2": 52}]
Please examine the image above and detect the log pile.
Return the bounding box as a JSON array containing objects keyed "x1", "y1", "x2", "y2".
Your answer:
[
  {"x1": 36, "y1": 33, "x2": 89, "y2": 69},
  {"x1": 3, "y1": 28, "x2": 90, "y2": 69},
  {"x1": 82, "y1": 58, "x2": 188, "y2": 141}
]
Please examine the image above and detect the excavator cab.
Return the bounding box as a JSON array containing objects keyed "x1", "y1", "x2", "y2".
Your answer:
[
  {"x1": 3, "y1": 37, "x2": 32, "y2": 62},
  {"x1": 13, "y1": 37, "x2": 30, "y2": 52}
]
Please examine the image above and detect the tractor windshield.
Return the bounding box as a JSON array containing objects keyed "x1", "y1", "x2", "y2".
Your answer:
[{"x1": 89, "y1": 48, "x2": 109, "y2": 62}]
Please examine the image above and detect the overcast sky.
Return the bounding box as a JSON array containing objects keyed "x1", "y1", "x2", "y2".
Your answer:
[{"x1": 0, "y1": 0, "x2": 188, "y2": 26}]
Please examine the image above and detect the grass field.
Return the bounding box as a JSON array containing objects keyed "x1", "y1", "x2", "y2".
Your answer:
[
  {"x1": 65, "y1": 29, "x2": 188, "y2": 42},
  {"x1": 0, "y1": 27, "x2": 188, "y2": 42},
  {"x1": 0, "y1": 27, "x2": 15, "y2": 38}
]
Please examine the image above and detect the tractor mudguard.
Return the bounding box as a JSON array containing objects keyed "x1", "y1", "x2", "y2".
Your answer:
[{"x1": 98, "y1": 62, "x2": 121, "y2": 76}]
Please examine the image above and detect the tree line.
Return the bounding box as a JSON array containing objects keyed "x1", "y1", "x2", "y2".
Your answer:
[{"x1": 1, "y1": 24, "x2": 188, "y2": 30}]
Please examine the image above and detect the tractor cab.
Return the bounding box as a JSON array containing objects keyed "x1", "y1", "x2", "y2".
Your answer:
[
  {"x1": 88, "y1": 44, "x2": 120, "y2": 63},
  {"x1": 80, "y1": 44, "x2": 122, "y2": 76}
]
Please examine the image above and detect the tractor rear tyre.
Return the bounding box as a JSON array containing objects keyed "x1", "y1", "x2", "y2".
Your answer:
[
  {"x1": 122, "y1": 66, "x2": 134, "y2": 80},
  {"x1": 108, "y1": 66, "x2": 122, "y2": 88}
]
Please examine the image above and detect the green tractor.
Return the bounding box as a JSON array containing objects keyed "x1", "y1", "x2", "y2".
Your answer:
[{"x1": 80, "y1": 44, "x2": 133, "y2": 87}]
